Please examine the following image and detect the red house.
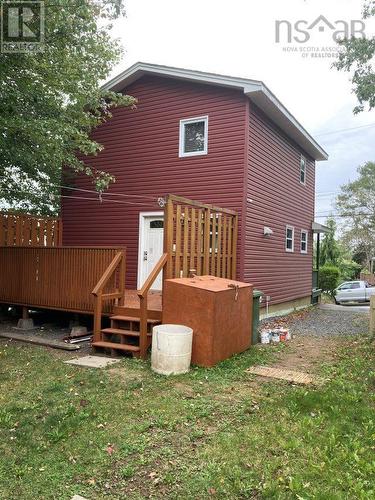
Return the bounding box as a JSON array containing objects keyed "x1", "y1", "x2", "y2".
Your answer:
[{"x1": 62, "y1": 62, "x2": 328, "y2": 316}]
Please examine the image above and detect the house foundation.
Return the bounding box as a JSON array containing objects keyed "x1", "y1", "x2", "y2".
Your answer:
[{"x1": 260, "y1": 295, "x2": 312, "y2": 319}]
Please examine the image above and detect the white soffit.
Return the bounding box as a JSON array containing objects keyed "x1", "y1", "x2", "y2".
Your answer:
[
  {"x1": 312, "y1": 221, "x2": 330, "y2": 233},
  {"x1": 103, "y1": 62, "x2": 328, "y2": 162}
]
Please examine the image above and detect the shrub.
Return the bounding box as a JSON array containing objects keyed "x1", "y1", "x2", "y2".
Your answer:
[
  {"x1": 339, "y1": 260, "x2": 362, "y2": 281},
  {"x1": 319, "y1": 265, "x2": 340, "y2": 295}
]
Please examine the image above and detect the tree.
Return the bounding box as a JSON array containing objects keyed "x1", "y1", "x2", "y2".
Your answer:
[
  {"x1": 0, "y1": 0, "x2": 136, "y2": 214},
  {"x1": 336, "y1": 161, "x2": 375, "y2": 269},
  {"x1": 335, "y1": 0, "x2": 375, "y2": 113},
  {"x1": 319, "y1": 216, "x2": 341, "y2": 266}
]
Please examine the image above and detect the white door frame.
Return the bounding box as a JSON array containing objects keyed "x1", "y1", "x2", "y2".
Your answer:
[{"x1": 137, "y1": 211, "x2": 164, "y2": 289}]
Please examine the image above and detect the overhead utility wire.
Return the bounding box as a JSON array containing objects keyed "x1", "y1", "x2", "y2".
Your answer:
[
  {"x1": 19, "y1": 190, "x2": 151, "y2": 207},
  {"x1": 50, "y1": 184, "x2": 157, "y2": 201},
  {"x1": 315, "y1": 122, "x2": 375, "y2": 137}
]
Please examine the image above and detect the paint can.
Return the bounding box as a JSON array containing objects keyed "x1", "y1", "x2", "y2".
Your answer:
[
  {"x1": 260, "y1": 330, "x2": 271, "y2": 344},
  {"x1": 279, "y1": 332, "x2": 287, "y2": 342},
  {"x1": 271, "y1": 332, "x2": 280, "y2": 343}
]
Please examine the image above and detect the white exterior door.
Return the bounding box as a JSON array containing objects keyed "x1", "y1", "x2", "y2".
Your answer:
[{"x1": 138, "y1": 214, "x2": 164, "y2": 290}]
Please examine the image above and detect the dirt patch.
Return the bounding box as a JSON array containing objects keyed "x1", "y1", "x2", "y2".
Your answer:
[{"x1": 270, "y1": 335, "x2": 339, "y2": 374}]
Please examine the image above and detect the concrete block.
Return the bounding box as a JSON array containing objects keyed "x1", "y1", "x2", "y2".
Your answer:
[
  {"x1": 70, "y1": 326, "x2": 88, "y2": 338},
  {"x1": 16, "y1": 318, "x2": 35, "y2": 330},
  {"x1": 64, "y1": 355, "x2": 121, "y2": 368}
]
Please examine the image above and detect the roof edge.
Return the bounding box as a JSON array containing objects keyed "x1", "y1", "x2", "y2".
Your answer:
[{"x1": 102, "y1": 62, "x2": 328, "y2": 161}]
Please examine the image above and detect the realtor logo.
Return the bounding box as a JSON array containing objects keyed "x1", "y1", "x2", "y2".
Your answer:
[
  {"x1": 275, "y1": 14, "x2": 366, "y2": 44},
  {"x1": 1, "y1": 1, "x2": 44, "y2": 53}
]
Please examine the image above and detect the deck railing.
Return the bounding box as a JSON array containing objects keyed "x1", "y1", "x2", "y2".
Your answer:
[
  {"x1": 163, "y1": 194, "x2": 238, "y2": 280},
  {"x1": 0, "y1": 246, "x2": 124, "y2": 314},
  {"x1": 0, "y1": 211, "x2": 62, "y2": 247}
]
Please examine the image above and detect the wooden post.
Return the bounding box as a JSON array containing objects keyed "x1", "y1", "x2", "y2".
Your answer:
[
  {"x1": 370, "y1": 296, "x2": 375, "y2": 336},
  {"x1": 139, "y1": 295, "x2": 148, "y2": 359},
  {"x1": 203, "y1": 208, "x2": 211, "y2": 275},
  {"x1": 22, "y1": 306, "x2": 29, "y2": 320},
  {"x1": 93, "y1": 292, "x2": 102, "y2": 343},
  {"x1": 118, "y1": 250, "x2": 126, "y2": 306},
  {"x1": 163, "y1": 197, "x2": 173, "y2": 280}
]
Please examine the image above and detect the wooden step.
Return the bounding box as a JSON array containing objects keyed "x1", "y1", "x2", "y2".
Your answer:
[
  {"x1": 110, "y1": 315, "x2": 160, "y2": 324},
  {"x1": 112, "y1": 306, "x2": 162, "y2": 321},
  {"x1": 92, "y1": 341, "x2": 140, "y2": 352},
  {"x1": 101, "y1": 328, "x2": 151, "y2": 337}
]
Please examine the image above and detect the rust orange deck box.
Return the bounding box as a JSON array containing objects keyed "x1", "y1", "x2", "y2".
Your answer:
[{"x1": 162, "y1": 276, "x2": 253, "y2": 367}]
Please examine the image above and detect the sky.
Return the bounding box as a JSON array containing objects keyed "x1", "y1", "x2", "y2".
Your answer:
[{"x1": 108, "y1": 0, "x2": 375, "y2": 223}]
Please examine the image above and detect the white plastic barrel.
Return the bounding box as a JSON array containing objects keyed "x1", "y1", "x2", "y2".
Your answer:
[{"x1": 151, "y1": 324, "x2": 193, "y2": 375}]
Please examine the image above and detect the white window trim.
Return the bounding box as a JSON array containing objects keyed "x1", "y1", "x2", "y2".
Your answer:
[
  {"x1": 285, "y1": 225, "x2": 294, "y2": 252},
  {"x1": 179, "y1": 115, "x2": 208, "y2": 158},
  {"x1": 300, "y1": 155, "x2": 306, "y2": 185},
  {"x1": 301, "y1": 229, "x2": 308, "y2": 254}
]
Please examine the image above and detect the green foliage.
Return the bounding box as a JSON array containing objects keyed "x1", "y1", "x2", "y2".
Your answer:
[
  {"x1": 336, "y1": 161, "x2": 375, "y2": 269},
  {"x1": 319, "y1": 216, "x2": 341, "y2": 266},
  {"x1": 0, "y1": 0, "x2": 136, "y2": 214},
  {"x1": 335, "y1": 1, "x2": 375, "y2": 113},
  {"x1": 319, "y1": 264, "x2": 340, "y2": 295},
  {"x1": 339, "y1": 259, "x2": 363, "y2": 281}
]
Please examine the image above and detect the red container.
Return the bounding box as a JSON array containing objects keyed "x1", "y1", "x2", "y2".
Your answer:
[{"x1": 163, "y1": 275, "x2": 253, "y2": 367}]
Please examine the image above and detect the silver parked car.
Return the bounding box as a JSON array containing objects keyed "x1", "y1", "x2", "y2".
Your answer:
[{"x1": 334, "y1": 280, "x2": 375, "y2": 304}]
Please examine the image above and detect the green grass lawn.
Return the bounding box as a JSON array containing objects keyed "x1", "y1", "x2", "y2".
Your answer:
[{"x1": 0, "y1": 338, "x2": 374, "y2": 499}]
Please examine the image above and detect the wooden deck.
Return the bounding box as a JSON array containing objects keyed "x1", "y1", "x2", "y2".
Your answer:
[{"x1": 123, "y1": 289, "x2": 162, "y2": 312}]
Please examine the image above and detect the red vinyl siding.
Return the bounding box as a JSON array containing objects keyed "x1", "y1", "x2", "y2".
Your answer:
[
  {"x1": 243, "y1": 103, "x2": 315, "y2": 305},
  {"x1": 62, "y1": 76, "x2": 247, "y2": 288}
]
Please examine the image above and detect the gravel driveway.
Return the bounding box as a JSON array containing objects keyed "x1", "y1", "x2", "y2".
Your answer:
[{"x1": 287, "y1": 306, "x2": 370, "y2": 337}]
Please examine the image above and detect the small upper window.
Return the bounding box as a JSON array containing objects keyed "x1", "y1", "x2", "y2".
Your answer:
[
  {"x1": 300, "y1": 155, "x2": 306, "y2": 184},
  {"x1": 179, "y1": 116, "x2": 208, "y2": 157},
  {"x1": 286, "y1": 225, "x2": 294, "y2": 252},
  {"x1": 150, "y1": 220, "x2": 164, "y2": 229},
  {"x1": 301, "y1": 230, "x2": 308, "y2": 253}
]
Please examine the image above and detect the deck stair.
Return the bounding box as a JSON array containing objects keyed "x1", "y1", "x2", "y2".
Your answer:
[
  {"x1": 92, "y1": 309, "x2": 161, "y2": 357},
  {"x1": 91, "y1": 253, "x2": 167, "y2": 359}
]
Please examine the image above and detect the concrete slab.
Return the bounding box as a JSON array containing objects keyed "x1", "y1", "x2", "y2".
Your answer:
[
  {"x1": 65, "y1": 355, "x2": 121, "y2": 368},
  {"x1": 71, "y1": 495, "x2": 88, "y2": 500}
]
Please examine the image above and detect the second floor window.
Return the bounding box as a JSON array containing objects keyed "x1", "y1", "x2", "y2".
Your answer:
[
  {"x1": 301, "y1": 230, "x2": 308, "y2": 253},
  {"x1": 300, "y1": 155, "x2": 306, "y2": 184},
  {"x1": 179, "y1": 116, "x2": 208, "y2": 157},
  {"x1": 286, "y1": 225, "x2": 294, "y2": 252}
]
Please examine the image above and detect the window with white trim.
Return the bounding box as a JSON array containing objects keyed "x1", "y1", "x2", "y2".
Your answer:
[
  {"x1": 285, "y1": 225, "x2": 294, "y2": 252},
  {"x1": 301, "y1": 230, "x2": 308, "y2": 253},
  {"x1": 179, "y1": 116, "x2": 208, "y2": 157},
  {"x1": 300, "y1": 155, "x2": 306, "y2": 184}
]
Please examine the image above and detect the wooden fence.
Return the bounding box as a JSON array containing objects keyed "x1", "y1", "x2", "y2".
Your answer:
[
  {"x1": 0, "y1": 211, "x2": 62, "y2": 247},
  {"x1": 360, "y1": 272, "x2": 375, "y2": 286},
  {"x1": 0, "y1": 247, "x2": 125, "y2": 314},
  {"x1": 163, "y1": 195, "x2": 238, "y2": 280}
]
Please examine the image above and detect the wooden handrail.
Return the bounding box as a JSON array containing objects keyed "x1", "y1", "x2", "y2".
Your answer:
[
  {"x1": 137, "y1": 252, "x2": 168, "y2": 359},
  {"x1": 92, "y1": 251, "x2": 123, "y2": 296},
  {"x1": 92, "y1": 249, "x2": 126, "y2": 342},
  {"x1": 137, "y1": 253, "x2": 168, "y2": 298}
]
